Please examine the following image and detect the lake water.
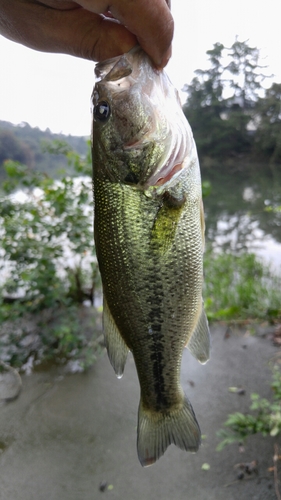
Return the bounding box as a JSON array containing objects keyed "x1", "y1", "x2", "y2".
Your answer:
[
  {"x1": 202, "y1": 165, "x2": 281, "y2": 269},
  {"x1": 1, "y1": 167, "x2": 281, "y2": 287}
]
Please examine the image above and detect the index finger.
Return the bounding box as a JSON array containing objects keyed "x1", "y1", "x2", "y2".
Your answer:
[{"x1": 78, "y1": 0, "x2": 174, "y2": 67}]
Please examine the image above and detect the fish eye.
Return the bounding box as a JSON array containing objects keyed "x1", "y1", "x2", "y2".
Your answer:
[{"x1": 94, "y1": 100, "x2": 111, "y2": 122}]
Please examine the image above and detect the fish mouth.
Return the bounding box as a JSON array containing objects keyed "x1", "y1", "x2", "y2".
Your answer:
[
  {"x1": 95, "y1": 46, "x2": 143, "y2": 83},
  {"x1": 95, "y1": 54, "x2": 131, "y2": 83}
]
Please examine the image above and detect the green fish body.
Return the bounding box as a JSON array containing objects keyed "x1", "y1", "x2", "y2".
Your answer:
[{"x1": 92, "y1": 47, "x2": 210, "y2": 467}]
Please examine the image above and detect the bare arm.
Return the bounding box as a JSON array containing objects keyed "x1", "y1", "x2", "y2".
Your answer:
[{"x1": 0, "y1": 0, "x2": 173, "y2": 67}]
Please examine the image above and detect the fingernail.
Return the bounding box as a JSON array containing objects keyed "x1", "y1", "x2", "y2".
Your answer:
[{"x1": 155, "y1": 45, "x2": 172, "y2": 70}]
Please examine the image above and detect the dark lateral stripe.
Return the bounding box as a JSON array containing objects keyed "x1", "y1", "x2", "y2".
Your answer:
[
  {"x1": 146, "y1": 266, "x2": 169, "y2": 410},
  {"x1": 149, "y1": 342, "x2": 168, "y2": 410}
]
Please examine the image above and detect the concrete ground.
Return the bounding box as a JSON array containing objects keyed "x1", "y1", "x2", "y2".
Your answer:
[{"x1": 0, "y1": 324, "x2": 280, "y2": 500}]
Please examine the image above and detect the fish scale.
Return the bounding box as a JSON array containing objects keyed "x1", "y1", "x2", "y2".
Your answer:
[{"x1": 92, "y1": 46, "x2": 210, "y2": 466}]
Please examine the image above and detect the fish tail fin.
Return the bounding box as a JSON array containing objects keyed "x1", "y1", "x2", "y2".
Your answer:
[{"x1": 137, "y1": 395, "x2": 201, "y2": 467}]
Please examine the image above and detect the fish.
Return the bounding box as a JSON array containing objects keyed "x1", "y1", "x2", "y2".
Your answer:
[{"x1": 91, "y1": 46, "x2": 210, "y2": 467}]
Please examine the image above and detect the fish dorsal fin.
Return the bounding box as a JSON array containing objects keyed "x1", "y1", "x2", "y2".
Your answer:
[
  {"x1": 187, "y1": 301, "x2": 210, "y2": 364},
  {"x1": 103, "y1": 298, "x2": 129, "y2": 378}
]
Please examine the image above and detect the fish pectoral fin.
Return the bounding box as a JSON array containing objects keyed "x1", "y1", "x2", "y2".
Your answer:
[
  {"x1": 103, "y1": 298, "x2": 129, "y2": 378},
  {"x1": 137, "y1": 395, "x2": 201, "y2": 467},
  {"x1": 187, "y1": 301, "x2": 211, "y2": 364}
]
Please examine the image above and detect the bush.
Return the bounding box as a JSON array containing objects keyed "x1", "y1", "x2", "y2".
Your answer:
[
  {"x1": 204, "y1": 251, "x2": 281, "y2": 321},
  {"x1": 0, "y1": 143, "x2": 102, "y2": 370}
]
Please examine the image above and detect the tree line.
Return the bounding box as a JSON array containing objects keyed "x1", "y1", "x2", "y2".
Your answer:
[
  {"x1": 1, "y1": 40, "x2": 281, "y2": 177},
  {"x1": 183, "y1": 39, "x2": 281, "y2": 165},
  {"x1": 0, "y1": 121, "x2": 88, "y2": 180}
]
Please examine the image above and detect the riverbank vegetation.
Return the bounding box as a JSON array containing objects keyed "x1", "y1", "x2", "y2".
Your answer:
[
  {"x1": 204, "y1": 251, "x2": 281, "y2": 322},
  {"x1": 0, "y1": 145, "x2": 280, "y2": 371},
  {"x1": 0, "y1": 148, "x2": 102, "y2": 372}
]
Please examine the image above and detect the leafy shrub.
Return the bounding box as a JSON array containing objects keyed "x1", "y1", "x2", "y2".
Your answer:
[
  {"x1": 217, "y1": 365, "x2": 281, "y2": 450},
  {"x1": 204, "y1": 251, "x2": 281, "y2": 321},
  {"x1": 0, "y1": 143, "x2": 102, "y2": 370}
]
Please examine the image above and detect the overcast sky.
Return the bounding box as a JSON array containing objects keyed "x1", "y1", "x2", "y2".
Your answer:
[{"x1": 0, "y1": 0, "x2": 280, "y2": 136}]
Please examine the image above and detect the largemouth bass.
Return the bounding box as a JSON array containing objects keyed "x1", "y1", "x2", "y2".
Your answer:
[{"x1": 91, "y1": 46, "x2": 210, "y2": 467}]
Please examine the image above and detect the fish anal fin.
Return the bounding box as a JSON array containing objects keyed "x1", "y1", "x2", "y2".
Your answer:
[
  {"x1": 137, "y1": 395, "x2": 201, "y2": 467},
  {"x1": 187, "y1": 301, "x2": 210, "y2": 364},
  {"x1": 103, "y1": 298, "x2": 129, "y2": 378}
]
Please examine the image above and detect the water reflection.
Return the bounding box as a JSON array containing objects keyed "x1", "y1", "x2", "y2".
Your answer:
[{"x1": 202, "y1": 166, "x2": 281, "y2": 267}]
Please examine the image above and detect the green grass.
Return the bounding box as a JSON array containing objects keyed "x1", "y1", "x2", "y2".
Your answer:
[{"x1": 204, "y1": 250, "x2": 281, "y2": 321}]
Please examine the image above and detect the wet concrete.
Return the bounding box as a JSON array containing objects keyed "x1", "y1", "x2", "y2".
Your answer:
[{"x1": 0, "y1": 324, "x2": 280, "y2": 500}]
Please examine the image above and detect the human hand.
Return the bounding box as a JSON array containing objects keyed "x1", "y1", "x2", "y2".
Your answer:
[{"x1": 0, "y1": 0, "x2": 173, "y2": 68}]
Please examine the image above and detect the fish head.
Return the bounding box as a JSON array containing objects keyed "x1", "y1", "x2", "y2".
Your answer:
[{"x1": 92, "y1": 47, "x2": 197, "y2": 192}]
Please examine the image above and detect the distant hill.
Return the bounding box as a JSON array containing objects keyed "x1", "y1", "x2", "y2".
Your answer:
[{"x1": 0, "y1": 121, "x2": 89, "y2": 180}]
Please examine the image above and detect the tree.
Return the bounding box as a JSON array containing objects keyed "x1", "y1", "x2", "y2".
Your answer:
[
  {"x1": 183, "y1": 43, "x2": 229, "y2": 157},
  {"x1": 254, "y1": 83, "x2": 281, "y2": 163},
  {"x1": 0, "y1": 129, "x2": 33, "y2": 167},
  {"x1": 0, "y1": 121, "x2": 89, "y2": 179},
  {"x1": 225, "y1": 39, "x2": 268, "y2": 110},
  {"x1": 183, "y1": 39, "x2": 270, "y2": 160}
]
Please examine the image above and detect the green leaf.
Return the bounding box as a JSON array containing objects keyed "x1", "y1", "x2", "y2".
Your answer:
[{"x1": 201, "y1": 463, "x2": 211, "y2": 470}]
